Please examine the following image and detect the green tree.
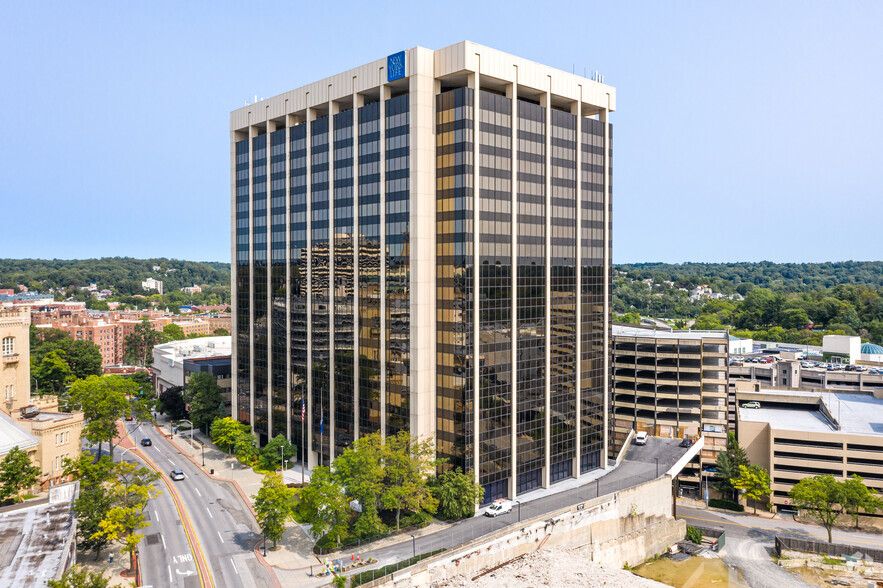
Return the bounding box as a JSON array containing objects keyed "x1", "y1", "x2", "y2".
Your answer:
[
  {"x1": 300, "y1": 466, "x2": 350, "y2": 547},
  {"x1": 63, "y1": 453, "x2": 115, "y2": 559},
  {"x1": 185, "y1": 372, "x2": 224, "y2": 431},
  {"x1": 0, "y1": 446, "x2": 41, "y2": 503},
  {"x1": 212, "y1": 328, "x2": 229, "y2": 336},
  {"x1": 123, "y1": 319, "x2": 165, "y2": 366},
  {"x1": 93, "y1": 461, "x2": 160, "y2": 572},
  {"x1": 260, "y1": 434, "x2": 295, "y2": 471},
  {"x1": 159, "y1": 386, "x2": 188, "y2": 420},
  {"x1": 47, "y1": 565, "x2": 113, "y2": 588},
  {"x1": 210, "y1": 417, "x2": 252, "y2": 454},
  {"x1": 381, "y1": 432, "x2": 439, "y2": 530},
  {"x1": 839, "y1": 474, "x2": 880, "y2": 529},
  {"x1": 162, "y1": 323, "x2": 186, "y2": 341},
  {"x1": 713, "y1": 431, "x2": 749, "y2": 501},
  {"x1": 732, "y1": 464, "x2": 771, "y2": 515},
  {"x1": 333, "y1": 433, "x2": 385, "y2": 515},
  {"x1": 433, "y1": 467, "x2": 485, "y2": 519},
  {"x1": 789, "y1": 475, "x2": 842, "y2": 543},
  {"x1": 253, "y1": 473, "x2": 297, "y2": 548},
  {"x1": 70, "y1": 375, "x2": 138, "y2": 460},
  {"x1": 34, "y1": 350, "x2": 73, "y2": 395}
]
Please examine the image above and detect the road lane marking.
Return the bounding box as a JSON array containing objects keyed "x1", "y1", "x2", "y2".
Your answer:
[
  {"x1": 678, "y1": 514, "x2": 883, "y2": 548},
  {"x1": 195, "y1": 487, "x2": 201, "y2": 497},
  {"x1": 121, "y1": 428, "x2": 213, "y2": 588},
  {"x1": 161, "y1": 534, "x2": 166, "y2": 549},
  {"x1": 154, "y1": 509, "x2": 159, "y2": 521},
  {"x1": 206, "y1": 507, "x2": 213, "y2": 519},
  {"x1": 231, "y1": 560, "x2": 238, "y2": 574},
  {"x1": 217, "y1": 531, "x2": 224, "y2": 543},
  {"x1": 168, "y1": 566, "x2": 172, "y2": 583},
  {"x1": 168, "y1": 458, "x2": 175, "y2": 465}
]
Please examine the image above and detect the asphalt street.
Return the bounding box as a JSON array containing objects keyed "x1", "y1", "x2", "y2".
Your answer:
[
  {"x1": 102, "y1": 430, "x2": 201, "y2": 588},
  {"x1": 126, "y1": 422, "x2": 276, "y2": 588},
  {"x1": 677, "y1": 505, "x2": 883, "y2": 588},
  {"x1": 358, "y1": 438, "x2": 686, "y2": 564}
]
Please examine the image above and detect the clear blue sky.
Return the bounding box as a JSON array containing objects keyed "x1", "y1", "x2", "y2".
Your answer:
[{"x1": 3, "y1": 1, "x2": 881, "y2": 264}]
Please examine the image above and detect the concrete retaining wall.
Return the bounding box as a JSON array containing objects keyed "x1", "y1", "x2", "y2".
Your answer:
[{"x1": 365, "y1": 476, "x2": 683, "y2": 587}]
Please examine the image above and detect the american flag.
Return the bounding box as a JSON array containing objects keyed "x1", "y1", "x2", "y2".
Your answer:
[{"x1": 301, "y1": 399, "x2": 306, "y2": 421}]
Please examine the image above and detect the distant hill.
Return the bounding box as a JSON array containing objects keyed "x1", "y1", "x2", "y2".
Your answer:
[
  {"x1": 615, "y1": 261, "x2": 883, "y2": 293},
  {"x1": 0, "y1": 258, "x2": 230, "y2": 296}
]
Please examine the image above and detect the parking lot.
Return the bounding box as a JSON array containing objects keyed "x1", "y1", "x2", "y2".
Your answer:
[{"x1": 730, "y1": 355, "x2": 883, "y2": 374}]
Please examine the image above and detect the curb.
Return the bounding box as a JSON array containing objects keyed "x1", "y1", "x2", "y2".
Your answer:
[{"x1": 154, "y1": 424, "x2": 286, "y2": 585}]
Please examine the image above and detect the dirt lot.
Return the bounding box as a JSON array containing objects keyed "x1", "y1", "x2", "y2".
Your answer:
[{"x1": 433, "y1": 547, "x2": 668, "y2": 588}]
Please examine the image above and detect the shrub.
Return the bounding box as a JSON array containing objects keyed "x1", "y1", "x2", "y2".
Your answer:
[
  {"x1": 709, "y1": 498, "x2": 744, "y2": 512},
  {"x1": 685, "y1": 526, "x2": 703, "y2": 544},
  {"x1": 332, "y1": 575, "x2": 346, "y2": 588}
]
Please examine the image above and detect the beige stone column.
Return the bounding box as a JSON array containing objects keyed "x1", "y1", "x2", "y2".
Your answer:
[
  {"x1": 469, "y1": 62, "x2": 481, "y2": 490},
  {"x1": 407, "y1": 48, "x2": 438, "y2": 445},
  {"x1": 601, "y1": 104, "x2": 610, "y2": 467},
  {"x1": 542, "y1": 80, "x2": 552, "y2": 489},
  {"x1": 573, "y1": 91, "x2": 582, "y2": 479},
  {"x1": 507, "y1": 74, "x2": 518, "y2": 499}
]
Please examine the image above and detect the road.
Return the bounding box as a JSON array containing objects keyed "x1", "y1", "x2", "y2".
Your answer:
[
  {"x1": 359, "y1": 438, "x2": 686, "y2": 564},
  {"x1": 677, "y1": 505, "x2": 883, "y2": 588},
  {"x1": 102, "y1": 426, "x2": 202, "y2": 588},
  {"x1": 123, "y1": 422, "x2": 276, "y2": 588}
]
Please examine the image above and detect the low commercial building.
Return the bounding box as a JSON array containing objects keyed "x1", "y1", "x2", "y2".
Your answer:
[
  {"x1": 184, "y1": 356, "x2": 232, "y2": 414},
  {"x1": 737, "y1": 386, "x2": 883, "y2": 507},
  {"x1": 823, "y1": 334, "x2": 861, "y2": 364},
  {"x1": 0, "y1": 482, "x2": 79, "y2": 585},
  {"x1": 729, "y1": 360, "x2": 883, "y2": 399},
  {"x1": 610, "y1": 324, "x2": 729, "y2": 485},
  {"x1": 152, "y1": 336, "x2": 231, "y2": 401}
]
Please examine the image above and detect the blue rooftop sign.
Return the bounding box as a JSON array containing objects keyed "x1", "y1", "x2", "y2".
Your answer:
[{"x1": 387, "y1": 51, "x2": 405, "y2": 82}]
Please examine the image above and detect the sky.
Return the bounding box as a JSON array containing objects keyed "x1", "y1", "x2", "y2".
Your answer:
[{"x1": 2, "y1": 1, "x2": 881, "y2": 264}]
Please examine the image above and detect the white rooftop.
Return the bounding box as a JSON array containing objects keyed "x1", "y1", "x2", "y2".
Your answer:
[
  {"x1": 0, "y1": 412, "x2": 38, "y2": 456},
  {"x1": 153, "y1": 336, "x2": 231, "y2": 361},
  {"x1": 739, "y1": 389, "x2": 883, "y2": 436},
  {"x1": 612, "y1": 325, "x2": 728, "y2": 341}
]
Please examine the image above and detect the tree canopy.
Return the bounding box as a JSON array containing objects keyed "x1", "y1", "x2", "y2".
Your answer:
[
  {"x1": 186, "y1": 372, "x2": 224, "y2": 431},
  {"x1": 0, "y1": 446, "x2": 41, "y2": 503}
]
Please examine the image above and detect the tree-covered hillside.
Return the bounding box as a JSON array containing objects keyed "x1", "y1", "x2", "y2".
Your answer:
[
  {"x1": 0, "y1": 258, "x2": 230, "y2": 296},
  {"x1": 616, "y1": 261, "x2": 883, "y2": 293}
]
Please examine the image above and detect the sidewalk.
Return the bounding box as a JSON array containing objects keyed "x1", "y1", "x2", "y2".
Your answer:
[{"x1": 153, "y1": 416, "x2": 320, "y2": 571}]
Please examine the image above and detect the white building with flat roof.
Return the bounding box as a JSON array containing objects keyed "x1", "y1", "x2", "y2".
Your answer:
[{"x1": 152, "y1": 336, "x2": 231, "y2": 394}]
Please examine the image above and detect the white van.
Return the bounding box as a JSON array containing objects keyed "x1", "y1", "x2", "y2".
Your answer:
[
  {"x1": 635, "y1": 431, "x2": 649, "y2": 445},
  {"x1": 485, "y1": 499, "x2": 513, "y2": 517}
]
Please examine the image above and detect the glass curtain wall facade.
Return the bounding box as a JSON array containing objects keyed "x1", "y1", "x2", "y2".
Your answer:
[
  {"x1": 333, "y1": 109, "x2": 356, "y2": 454},
  {"x1": 235, "y1": 139, "x2": 250, "y2": 422},
  {"x1": 579, "y1": 118, "x2": 609, "y2": 473},
  {"x1": 477, "y1": 90, "x2": 512, "y2": 503},
  {"x1": 435, "y1": 89, "x2": 611, "y2": 502},
  {"x1": 385, "y1": 94, "x2": 411, "y2": 437},
  {"x1": 270, "y1": 129, "x2": 287, "y2": 440},
  {"x1": 358, "y1": 102, "x2": 382, "y2": 437},
  {"x1": 436, "y1": 87, "x2": 475, "y2": 475},
  {"x1": 515, "y1": 99, "x2": 546, "y2": 497},
  {"x1": 289, "y1": 123, "x2": 308, "y2": 462},
  {"x1": 310, "y1": 116, "x2": 331, "y2": 465},
  {"x1": 252, "y1": 135, "x2": 269, "y2": 444}
]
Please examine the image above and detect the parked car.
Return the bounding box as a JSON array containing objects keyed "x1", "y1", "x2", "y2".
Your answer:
[
  {"x1": 635, "y1": 431, "x2": 649, "y2": 445},
  {"x1": 679, "y1": 438, "x2": 694, "y2": 448},
  {"x1": 124, "y1": 416, "x2": 134, "y2": 421},
  {"x1": 741, "y1": 401, "x2": 761, "y2": 409},
  {"x1": 140, "y1": 438, "x2": 152, "y2": 447},
  {"x1": 855, "y1": 366, "x2": 869, "y2": 372},
  {"x1": 485, "y1": 499, "x2": 513, "y2": 517},
  {"x1": 169, "y1": 469, "x2": 185, "y2": 481}
]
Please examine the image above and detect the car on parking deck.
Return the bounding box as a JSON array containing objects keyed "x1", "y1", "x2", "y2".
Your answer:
[
  {"x1": 635, "y1": 431, "x2": 649, "y2": 445},
  {"x1": 140, "y1": 438, "x2": 152, "y2": 447},
  {"x1": 679, "y1": 438, "x2": 694, "y2": 448},
  {"x1": 741, "y1": 401, "x2": 761, "y2": 409},
  {"x1": 169, "y1": 469, "x2": 185, "y2": 481},
  {"x1": 485, "y1": 499, "x2": 513, "y2": 517}
]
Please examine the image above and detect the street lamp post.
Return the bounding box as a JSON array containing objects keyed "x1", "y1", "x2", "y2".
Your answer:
[
  {"x1": 409, "y1": 534, "x2": 416, "y2": 558},
  {"x1": 516, "y1": 500, "x2": 522, "y2": 522},
  {"x1": 263, "y1": 532, "x2": 267, "y2": 557},
  {"x1": 177, "y1": 419, "x2": 195, "y2": 446},
  {"x1": 202, "y1": 443, "x2": 205, "y2": 468},
  {"x1": 654, "y1": 457, "x2": 659, "y2": 478}
]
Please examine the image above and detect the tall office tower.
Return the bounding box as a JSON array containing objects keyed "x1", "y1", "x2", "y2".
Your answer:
[{"x1": 231, "y1": 42, "x2": 615, "y2": 502}]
